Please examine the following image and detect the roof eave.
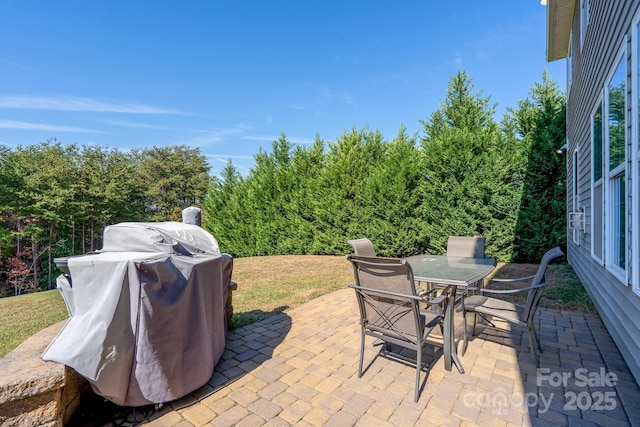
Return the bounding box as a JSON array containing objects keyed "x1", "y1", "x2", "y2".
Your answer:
[{"x1": 546, "y1": 0, "x2": 575, "y2": 62}]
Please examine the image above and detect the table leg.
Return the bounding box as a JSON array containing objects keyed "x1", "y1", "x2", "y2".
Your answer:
[{"x1": 444, "y1": 286, "x2": 465, "y2": 374}]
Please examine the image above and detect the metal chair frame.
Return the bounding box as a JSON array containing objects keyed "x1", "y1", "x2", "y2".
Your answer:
[
  {"x1": 347, "y1": 254, "x2": 446, "y2": 402},
  {"x1": 460, "y1": 247, "x2": 564, "y2": 363}
]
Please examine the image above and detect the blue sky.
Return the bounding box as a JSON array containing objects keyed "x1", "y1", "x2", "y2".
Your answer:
[{"x1": 0, "y1": 1, "x2": 565, "y2": 177}]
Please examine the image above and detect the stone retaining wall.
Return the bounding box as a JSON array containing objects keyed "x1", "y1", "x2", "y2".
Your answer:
[
  {"x1": 0, "y1": 278, "x2": 237, "y2": 426},
  {"x1": 0, "y1": 321, "x2": 90, "y2": 426}
]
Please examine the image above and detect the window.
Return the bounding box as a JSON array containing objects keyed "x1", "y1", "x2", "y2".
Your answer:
[
  {"x1": 572, "y1": 148, "x2": 581, "y2": 245},
  {"x1": 568, "y1": 32, "x2": 573, "y2": 92},
  {"x1": 580, "y1": 0, "x2": 590, "y2": 48},
  {"x1": 605, "y1": 50, "x2": 627, "y2": 282},
  {"x1": 636, "y1": 88, "x2": 640, "y2": 292},
  {"x1": 633, "y1": 14, "x2": 640, "y2": 292},
  {"x1": 592, "y1": 100, "x2": 604, "y2": 263}
]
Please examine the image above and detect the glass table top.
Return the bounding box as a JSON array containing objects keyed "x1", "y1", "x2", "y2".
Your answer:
[{"x1": 404, "y1": 254, "x2": 496, "y2": 286}]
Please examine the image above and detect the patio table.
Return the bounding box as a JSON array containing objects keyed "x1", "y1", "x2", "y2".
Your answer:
[{"x1": 404, "y1": 254, "x2": 496, "y2": 373}]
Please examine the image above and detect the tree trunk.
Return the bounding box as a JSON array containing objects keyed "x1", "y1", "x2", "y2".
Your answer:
[
  {"x1": 71, "y1": 218, "x2": 76, "y2": 254},
  {"x1": 32, "y1": 236, "x2": 38, "y2": 291},
  {"x1": 90, "y1": 220, "x2": 95, "y2": 252},
  {"x1": 16, "y1": 218, "x2": 21, "y2": 255},
  {"x1": 47, "y1": 223, "x2": 53, "y2": 290}
]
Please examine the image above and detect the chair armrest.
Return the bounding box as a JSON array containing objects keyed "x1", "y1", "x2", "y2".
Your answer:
[
  {"x1": 348, "y1": 284, "x2": 424, "y2": 301},
  {"x1": 487, "y1": 274, "x2": 535, "y2": 283},
  {"x1": 424, "y1": 294, "x2": 447, "y2": 306},
  {"x1": 480, "y1": 282, "x2": 545, "y2": 295}
]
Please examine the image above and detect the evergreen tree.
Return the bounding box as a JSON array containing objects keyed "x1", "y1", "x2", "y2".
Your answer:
[
  {"x1": 241, "y1": 134, "x2": 295, "y2": 255},
  {"x1": 358, "y1": 126, "x2": 425, "y2": 256},
  {"x1": 509, "y1": 71, "x2": 567, "y2": 261},
  {"x1": 313, "y1": 127, "x2": 385, "y2": 254},
  {"x1": 282, "y1": 136, "x2": 325, "y2": 254},
  {"x1": 419, "y1": 71, "x2": 519, "y2": 261},
  {"x1": 203, "y1": 161, "x2": 247, "y2": 256}
]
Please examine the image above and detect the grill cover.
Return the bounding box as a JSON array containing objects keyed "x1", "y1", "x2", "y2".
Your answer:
[{"x1": 42, "y1": 222, "x2": 233, "y2": 407}]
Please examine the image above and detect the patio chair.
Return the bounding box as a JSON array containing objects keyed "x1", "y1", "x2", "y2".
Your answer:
[
  {"x1": 347, "y1": 238, "x2": 377, "y2": 257},
  {"x1": 446, "y1": 236, "x2": 486, "y2": 258},
  {"x1": 346, "y1": 254, "x2": 447, "y2": 402},
  {"x1": 459, "y1": 246, "x2": 564, "y2": 362},
  {"x1": 446, "y1": 236, "x2": 486, "y2": 296}
]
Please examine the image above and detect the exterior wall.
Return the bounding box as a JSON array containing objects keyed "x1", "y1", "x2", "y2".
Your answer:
[{"x1": 565, "y1": 0, "x2": 640, "y2": 385}]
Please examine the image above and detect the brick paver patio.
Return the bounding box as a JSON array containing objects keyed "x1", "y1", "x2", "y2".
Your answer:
[{"x1": 137, "y1": 288, "x2": 640, "y2": 426}]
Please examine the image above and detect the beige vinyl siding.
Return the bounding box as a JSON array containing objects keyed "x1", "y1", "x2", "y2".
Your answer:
[{"x1": 566, "y1": 0, "x2": 640, "y2": 385}]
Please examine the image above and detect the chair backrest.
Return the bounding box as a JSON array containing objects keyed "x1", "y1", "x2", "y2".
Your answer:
[
  {"x1": 446, "y1": 236, "x2": 486, "y2": 258},
  {"x1": 346, "y1": 254, "x2": 422, "y2": 341},
  {"x1": 348, "y1": 238, "x2": 377, "y2": 257},
  {"x1": 523, "y1": 246, "x2": 565, "y2": 323}
]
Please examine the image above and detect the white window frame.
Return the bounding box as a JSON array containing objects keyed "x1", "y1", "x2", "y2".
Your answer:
[
  {"x1": 591, "y1": 97, "x2": 605, "y2": 265},
  {"x1": 572, "y1": 147, "x2": 581, "y2": 245},
  {"x1": 632, "y1": 11, "x2": 640, "y2": 294},
  {"x1": 580, "y1": 0, "x2": 590, "y2": 49},
  {"x1": 568, "y1": 32, "x2": 573, "y2": 93},
  {"x1": 604, "y1": 45, "x2": 628, "y2": 284}
]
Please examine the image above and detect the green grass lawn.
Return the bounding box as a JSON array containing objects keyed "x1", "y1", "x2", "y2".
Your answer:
[
  {"x1": 0, "y1": 255, "x2": 595, "y2": 358},
  {"x1": 0, "y1": 290, "x2": 69, "y2": 357},
  {"x1": 487, "y1": 261, "x2": 597, "y2": 313}
]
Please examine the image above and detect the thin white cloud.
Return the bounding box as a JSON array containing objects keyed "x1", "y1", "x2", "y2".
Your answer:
[
  {"x1": 180, "y1": 124, "x2": 252, "y2": 147},
  {"x1": 208, "y1": 156, "x2": 253, "y2": 173},
  {"x1": 0, "y1": 95, "x2": 183, "y2": 114},
  {"x1": 243, "y1": 135, "x2": 314, "y2": 145},
  {"x1": 341, "y1": 92, "x2": 355, "y2": 105},
  {"x1": 320, "y1": 87, "x2": 335, "y2": 100},
  {"x1": 290, "y1": 136, "x2": 315, "y2": 145},
  {"x1": 180, "y1": 134, "x2": 223, "y2": 146},
  {"x1": 208, "y1": 154, "x2": 254, "y2": 160},
  {"x1": 242, "y1": 135, "x2": 276, "y2": 142},
  {"x1": 0, "y1": 119, "x2": 100, "y2": 133},
  {"x1": 281, "y1": 102, "x2": 315, "y2": 111},
  {"x1": 106, "y1": 120, "x2": 169, "y2": 130},
  {"x1": 0, "y1": 59, "x2": 40, "y2": 73},
  {"x1": 475, "y1": 51, "x2": 489, "y2": 61},
  {"x1": 454, "y1": 52, "x2": 464, "y2": 67}
]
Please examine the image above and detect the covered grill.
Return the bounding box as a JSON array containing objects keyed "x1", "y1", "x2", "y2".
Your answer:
[{"x1": 43, "y1": 222, "x2": 234, "y2": 407}]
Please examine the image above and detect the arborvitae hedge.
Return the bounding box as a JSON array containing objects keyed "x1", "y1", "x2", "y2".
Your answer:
[{"x1": 204, "y1": 71, "x2": 567, "y2": 262}]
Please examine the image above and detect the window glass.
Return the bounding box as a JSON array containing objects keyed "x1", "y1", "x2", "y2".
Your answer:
[
  {"x1": 606, "y1": 49, "x2": 627, "y2": 279},
  {"x1": 612, "y1": 174, "x2": 626, "y2": 269},
  {"x1": 608, "y1": 58, "x2": 625, "y2": 171},
  {"x1": 594, "y1": 103, "x2": 603, "y2": 181},
  {"x1": 592, "y1": 100, "x2": 604, "y2": 262},
  {"x1": 593, "y1": 184, "x2": 603, "y2": 260},
  {"x1": 573, "y1": 150, "x2": 580, "y2": 245},
  {"x1": 580, "y1": 0, "x2": 590, "y2": 46},
  {"x1": 568, "y1": 32, "x2": 573, "y2": 91}
]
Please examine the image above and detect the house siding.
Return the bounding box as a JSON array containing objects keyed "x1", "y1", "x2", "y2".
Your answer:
[{"x1": 565, "y1": 0, "x2": 640, "y2": 385}]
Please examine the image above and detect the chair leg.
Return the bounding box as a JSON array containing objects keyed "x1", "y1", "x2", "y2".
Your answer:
[
  {"x1": 530, "y1": 323, "x2": 543, "y2": 353},
  {"x1": 414, "y1": 343, "x2": 422, "y2": 402},
  {"x1": 528, "y1": 325, "x2": 541, "y2": 366},
  {"x1": 528, "y1": 331, "x2": 539, "y2": 365},
  {"x1": 461, "y1": 308, "x2": 469, "y2": 356},
  {"x1": 358, "y1": 329, "x2": 365, "y2": 377},
  {"x1": 471, "y1": 313, "x2": 477, "y2": 336}
]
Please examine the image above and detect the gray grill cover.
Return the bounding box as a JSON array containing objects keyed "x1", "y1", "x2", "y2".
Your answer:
[{"x1": 42, "y1": 222, "x2": 233, "y2": 407}]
